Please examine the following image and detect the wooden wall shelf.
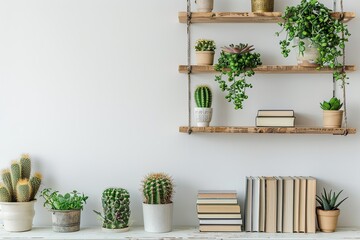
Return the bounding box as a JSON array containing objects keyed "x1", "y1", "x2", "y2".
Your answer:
[
  {"x1": 178, "y1": 12, "x2": 356, "y2": 23},
  {"x1": 178, "y1": 65, "x2": 356, "y2": 74},
  {"x1": 179, "y1": 126, "x2": 356, "y2": 135}
]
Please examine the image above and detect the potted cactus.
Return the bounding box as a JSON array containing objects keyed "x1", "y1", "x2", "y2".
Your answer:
[
  {"x1": 320, "y1": 97, "x2": 343, "y2": 128},
  {"x1": 0, "y1": 154, "x2": 42, "y2": 232},
  {"x1": 195, "y1": 0, "x2": 214, "y2": 12},
  {"x1": 195, "y1": 39, "x2": 216, "y2": 65},
  {"x1": 316, "y1": 188, "x2": 348, "y2": 232},
  {"x1": 142, "y1": 173, "x2": 174, "y2": 233},
  {"x1": 40, "y1": 188, "x2": 88, "y2": 232},
  {"x1": 194, "y1": 86, "x2": 213, "y2": 127},
  {"x1": 94, "y1": 188, "x2": 131, "y2": 232}
]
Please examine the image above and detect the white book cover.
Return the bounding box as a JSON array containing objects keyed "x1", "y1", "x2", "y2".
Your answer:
[
  {"x1": 245, "y1": 177, "x2": 253, "y2": 232},
  {"x1": 199, "y1": 219, "x2": 243, "y2": 225},
  {"x1": 252, "y1": 177, "x2": 260, "y2": 232},
  {"x1": 276, "y1": 177, "x2": 284, "y2": 233}
]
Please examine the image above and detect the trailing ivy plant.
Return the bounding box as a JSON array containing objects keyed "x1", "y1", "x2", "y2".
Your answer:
[
  {"x1": 214, "y1": 44, "x2": 262, "y2": 110},
  {"x1": 276, "y1": 0, "x2": 350, "y2": 84}
]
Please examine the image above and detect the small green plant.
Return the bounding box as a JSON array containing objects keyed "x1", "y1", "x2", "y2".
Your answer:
[
  {"x1": 41, "y1": 188, "x2": 88, "y2": 211},
  {"x1": 94, "y1": 188, "x2": 130, "y2": 230},
  {"x1": 215, "y1": 43, "x2": 262, "y2": 110},
  {"x1": 195, "y1": 39, "x2": 216, "y2": 52},
  {"x1": 320, "y1": 97, "x2": 343, "y2": 110},
  {"x1": 195, "y1": 86, "x2": 212, "y2": 108},
  {"x1": 142, "y1": 173, "x2": 174, "y2": 204},
  {"x1": 316, "y1": 188, "x2": 348, "y2": 210}
]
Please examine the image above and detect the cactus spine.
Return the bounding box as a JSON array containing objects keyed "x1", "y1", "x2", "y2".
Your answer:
[
  {"x1": 1, "y1": 169, "x2": 14, "y2": 201},
  {"x1": 30, "y1": 172, "x2": 42, "y2": 200},
  {"x1": 16, "y1": 179, "x2": 32, "y2": 202},
  {"x1": 195, "y1": 86, "x2": 212, "y2": 108},
  {"x1": 142, "y1": 173, "x2": 174, "y2": 204},
  {"x1": 0, "y1": 184, "x2": 11, "y2": 202},
  {"x1": 20, "y1": 154, "x2": 31, "y2": 180}
]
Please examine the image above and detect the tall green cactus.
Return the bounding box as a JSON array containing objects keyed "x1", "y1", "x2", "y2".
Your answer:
[
  {"x1": 20, "y1": 154, "x2": 31, "y2": 180},
  {"x1": 10, "y1": 161, "x2": 21, "y2": 199},
  {"x1": 195, "y1": 86, "x2": 212, "y2": 108},
  {"x1": 94, "y1": 188, "x2": 131, "y2": 229},
  {"x1": 16, "y1": 179, "x2": 32, "y2": 202},
  {"x1": 30, "y1": 172, "x2": 42, "y2": 200},
  {"x1": 142, "y1": 173, "x2": 174, "y2": 204},
  {"x1": 0, "y1": 183, "x2": 11, "y2": 202},
  {"x1": 1, "y1": 169, "x2": 14, "y2": 201}
]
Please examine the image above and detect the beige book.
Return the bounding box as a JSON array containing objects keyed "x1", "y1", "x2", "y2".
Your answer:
[
  {"x1": 197, "y1": 199, "x2": 238, "y2": 205},
  {"x1": 198, "y1": 213, "x2": 242, "y2": 219},
  {"x1": 265, "y1": 177, "x2": 277, "y2": 233},
  {"x1": 197, "y1": 204, "x2": 241, "y2": 213},
  {"x1": 259, "y1": 176, "x2": 266, "y2": 232},
  {"x1": 293, "y1": 177, "x2": 300, "y2": 233},
  {"x1": 299, "y1": 177, "x2": 307, "y2": 233},
  {"x1": 198, "y1": 190, "x2": 237, "y2": 199},
  {"x1": 283, "y1": 177, "x2": 294, "y2": 233},
  {"x1": 199, "y1": 225, "x2": 242, "y2": 232},
  {"x1": 306, "y1": 177, "x2": 317, "y2": 233},
  {"x1": 276, "y1": 177, "x2": 283, "y2": 233}
]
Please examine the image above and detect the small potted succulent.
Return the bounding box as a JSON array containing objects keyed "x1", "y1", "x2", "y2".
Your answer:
[
  {"x1": 316, "y1": 188, "x2": 348, "y2": 232},
  {"x1": 195, "y1": 0, "x2": 214, "y2": 12},
  {"x1": 94, "y1": 188, "x2": 131, "y2": 232},
  {"x1": 41, "y1": 188, "x2": 88, "y2": 232},
  {"x1": 0, "y1": 154, "x2": 42, "y2": 232},
  {"x1": 142, "y1": 173, "x2": 174, "y2": 233},
  {"x1": 251, "y1": 0, "x2": 274, "y2": 12},
  {"x1": 195, "y1": 39, "x2": 216, "y2": 65},
  {"x1": 320, "y1": 97, "x2": 343, "y2": 128},
  {"x1": 194, "y1": 86, "x2": 213, "y2": 127}
]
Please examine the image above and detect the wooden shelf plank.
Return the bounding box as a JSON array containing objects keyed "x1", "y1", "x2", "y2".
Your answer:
[
  {"x1": 179, "y1": 126, "x2": 356, "y2": 135},
  {"x1": 178, "y1": 65, "x2": 356, "y2": 74},
  {"x1": 178, "y1": 12, "x2": 355, "y2": 23}
]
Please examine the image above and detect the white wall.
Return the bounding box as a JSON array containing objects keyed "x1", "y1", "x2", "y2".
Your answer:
[{"x1": 0, "y1": 0, "x2": 359, "y2": 227}]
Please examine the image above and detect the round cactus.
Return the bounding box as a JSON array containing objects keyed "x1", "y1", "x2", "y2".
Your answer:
[
  {"x1": 142, "y1": 173, "x2": 174, "y2": 204},
  {"x1": 0, "y1": 183, "x2": 11, "y2": 202},
  {"x1": 195, "y1": 86, "x2": 212, "y2": 108}
]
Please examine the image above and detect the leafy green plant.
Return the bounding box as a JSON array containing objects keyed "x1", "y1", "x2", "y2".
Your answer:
[
  {"x1": 195, "y1": 86, "x2": 212, "y2": 108},
  {"x1": 214, "y1": 43, "x2": 262, "y2": 110},
  {"x1": 142, "y1": 173, "x2": 174, "y2": 204},
  {"x1": 195, "y1": 39, "x2": 216, "y2": 51},
  {"x1": 276, "y1": 0, "x2": 350, "y2": 83},
  {"x1": 316, "y1": 188, "x2": 348, "y2": 210},
  {"x1": 41, "y1": 188, "x2": 88, "y2": 211},
  {"x1": 320, "y1": 97, "x2": 343, "y2": 110}
]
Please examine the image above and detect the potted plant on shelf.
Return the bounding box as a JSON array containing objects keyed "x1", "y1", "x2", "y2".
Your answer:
[
  {"x1": 195, "y1": 39, "x2": 216, "y2": 65},
  {"x1": 320, "y1": 97, "x2": 343, "y2": 128},
  {"x1": 215, "y1": 43, "x2": 262, "y2": 110},
  {"x1": 251, "y1": 0, "x2": 274, "y2": 13},
  {"x1": 94, "y1": 188, "x2": 131, "y2": 232},
  {"x1": 0, "y1": 154, "x2": 42, "y2": 232},
  {"x1": 195, "y1": 0, "x2": 214, "y2": 13},
  {"x1": 316, "y1": 188, "x2": 348, "y2": 233},
  {"x1": 194, "y1": 86, "x2": 213, "y2": 127},
  {"x1": 41, "y1": 188, "x2": 88, "y2": 232},
  {"x1": 142, "y1": 173, "x2": 174, "y2": 233}
]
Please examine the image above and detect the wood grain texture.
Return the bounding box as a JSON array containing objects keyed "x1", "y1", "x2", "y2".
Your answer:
[
  {"x1": 178, "y1": 65, "x2": 356, "y2": 74},
  {"x1": 178, "y1": 12, "x2": 355, "y2": 23},
  {"x1": 179, "y1": 126, "x2": 356, "y2": 135}
]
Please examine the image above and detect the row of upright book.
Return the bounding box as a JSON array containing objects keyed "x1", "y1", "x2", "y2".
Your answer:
[
  {"x1": 197, "y1": 190, "x2": 242, "y2": 232},
  {"x1": 245, "y1": 176, "x2": 317, "y2": 233}
]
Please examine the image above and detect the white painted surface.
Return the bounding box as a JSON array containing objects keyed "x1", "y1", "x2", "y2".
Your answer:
[{"x1": 0, "y1": 0, "x2": 359, "y2": 228}]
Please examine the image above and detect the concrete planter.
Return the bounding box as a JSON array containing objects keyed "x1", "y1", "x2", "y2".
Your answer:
[
  {"x1": 51, "y1": 209, "x2": 81, "y2": 232},
  {"x1": 296, "y1": 38, "x2": 320, "y2": 67},
  {"x1": 194, "y1": 108, "x2": 213, "y2": 127},
  {"x1": 323, "y1": 110, "x2": 343, "y2": 128},
  {"x1": 196, "y1": 51, "x2": 215, "y2": 65},
  {"x1": 317, "y1": 208, "x2": 340, "y2": 233},
  {"x1": 143, "y1": 203, "x2": 173, "y2": 233},
  {"x1": 195, "y1": 0, "x2": 214, "y2": 12},
  {"x1": 0, "y1": 200, "x2": 36, "y2": 232}
]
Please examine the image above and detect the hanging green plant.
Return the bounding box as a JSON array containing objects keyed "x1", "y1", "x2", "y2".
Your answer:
[
  {"x1": 214, "y1": 44, "x2": 262, "y2": 110},
  {"x1": 276, "y1": 0, "x2": 350, "y2": 83}
]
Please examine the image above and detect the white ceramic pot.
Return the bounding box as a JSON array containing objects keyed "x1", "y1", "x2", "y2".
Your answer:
[
  {"x1": 195, "y1": 0, "x2": 214, "y2": 12},
  {"x1": 195, "y1": 108, "x2": 213, "y2": 127},
  {"x1": 0, "y1": 200, "x2": 36, "y2": 232},
  {"x1": 323, "y1": 110, "x2": 343, "y2": 128},
  {"x1": 143, "y1": 203, "x2": 173, "y2": 233},
  {"x1": 195, "y1": 51, "x2": 215, "y2": 65},
  {"x1": 296, "y1": 38, "x2": 320, "y2": 67}
]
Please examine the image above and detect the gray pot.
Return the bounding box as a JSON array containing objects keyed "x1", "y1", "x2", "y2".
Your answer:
[{"x1": 51, "y1": 209, "x2": 81, "y2": 232}]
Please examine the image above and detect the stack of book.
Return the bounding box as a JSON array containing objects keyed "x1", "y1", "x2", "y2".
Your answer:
[
  {"x1": 197, "y1": 190, "x2": 242, "y2": 232},
  {"x1": 245, "y1": 176, "x2": 316, "y2": 233},
  {"x1": 255, "y1": 110, "x2": 295, "y2": 127}
]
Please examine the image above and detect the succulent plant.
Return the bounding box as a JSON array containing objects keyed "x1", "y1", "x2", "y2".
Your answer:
[
  {"x1": 1, "y1": 169, "x2": 14, "y2": 201},
  {"x1": 30, "y1": 172, "x2": 42, "y2": 200},
  {"x1": 142, "y1": 173, "x2": 174, "y2": 204},
  {"x1": 94, "y1": 188, "x2": 131, "y2": 229},
  {"x1": 20, "y1": 154, "x2": 31, "y2": 180},
  {"x1": 195, "y1": 86, "x2": 212, "y2": 108},
  {"x1": 316, "y1": 188, "x2": 348, "y2": 210},
  {"x1": 0, "y1": 183, "x2": 11, "y2": 202},
  {"x1": 195, "y1": 39, "x2": 216, "y2": 52},
  {"x1": 320, "y1": 97, "x2": 343, "y2": 110},
  {"x1": 16, "y1": 179, "x2": 32, "y2": 202},
  {"x1": 221, "y1": 44, "x2": 254, "y2": 55}
]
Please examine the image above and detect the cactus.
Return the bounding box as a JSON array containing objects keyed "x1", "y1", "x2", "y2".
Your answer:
[
  {"x1": 0, "y1": 183, "x2": 11, "y2": 202},
  {"x1": 10, "y1": 161, "x2": 21, "y2": 199},
  {"x1": 142, "y1": 173, "x2": 174, "y2": 204},
  {"x1": 30, "y1": 172, "x2": 42, "y2": 200},
  {"x1": 20, "y1": 154, "x2": 31, "y2": 179},
  {"x1": 195, "y1": 86, "x2": 212, "y2": 108},
  {"x1": 94, "y1": 188, "x2": 131, "y2": 229},
  {"x1": 1, "y1": 169, "x2": 14, "y2": 201},
  {"x1": 16, "y1": 179, "x2": 32, "y2": 202},
  {"x1": 195, "y1": 39, "x2": 216, "y2": 52}
]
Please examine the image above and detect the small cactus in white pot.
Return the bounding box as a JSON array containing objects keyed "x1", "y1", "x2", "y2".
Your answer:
[
  {"x1": 194, "y1": 86, "x2": 213, "y2": 127},
  {"x1": 195, "y1": 39, "x2": 216, "y2": 65}
]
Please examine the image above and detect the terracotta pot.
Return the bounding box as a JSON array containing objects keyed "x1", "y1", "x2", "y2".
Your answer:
[
  {"x1": 194, "y1": 108, "x2": 213, "y2": 127},
  {"x1": 195, "y1": 0, "x2": 214, "y2": 12},
  {"x1": 196, "y1": 51, "x2": 215, "y2": 65},
  {"x1": 251, "y1": 0, "x2": 274, "y2": 12},
  {"x1": 317, "y1": 208, "x2": 340, "y2": 233},
  {"x1": 296, "y1": 38, "x2": 320, "y2": 67},
  {"x1": 323, "y1": 110, "x2": 343, "y2": 128}
]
